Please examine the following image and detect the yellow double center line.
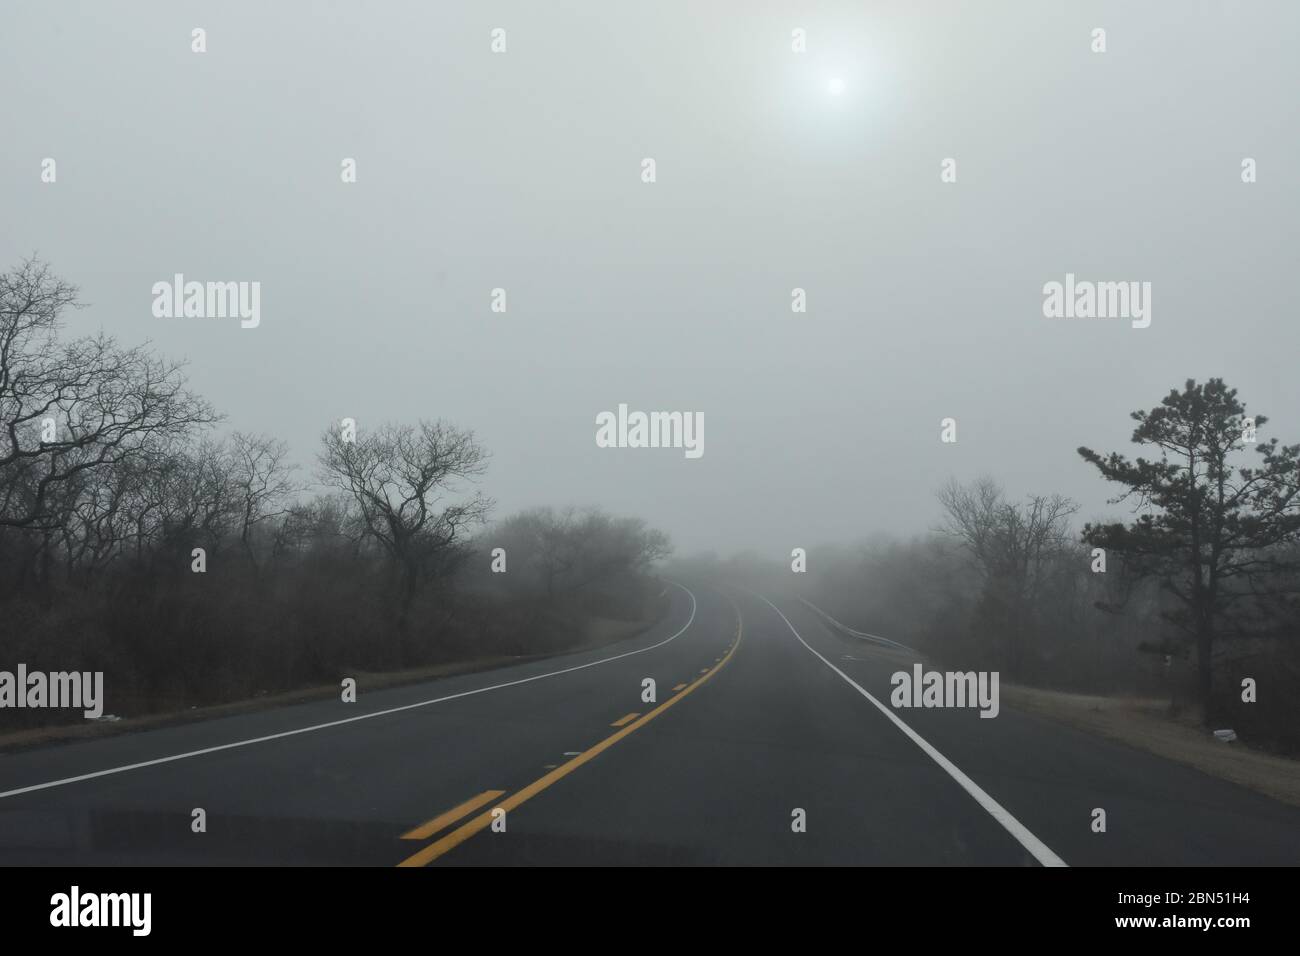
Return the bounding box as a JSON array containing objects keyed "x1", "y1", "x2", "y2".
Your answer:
[{"x1": 397, "y1": 601, "x2": 743, "y2": 867}]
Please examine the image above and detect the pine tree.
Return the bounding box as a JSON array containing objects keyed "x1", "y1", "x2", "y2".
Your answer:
[{"x1": 1078, "y1": 379, "x2": 1300, "y2": 721}]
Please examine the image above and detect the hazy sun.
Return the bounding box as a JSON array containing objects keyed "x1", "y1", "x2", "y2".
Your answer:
[{"x1": 827, "y1": 77, "x2": 845, "y2": 96}]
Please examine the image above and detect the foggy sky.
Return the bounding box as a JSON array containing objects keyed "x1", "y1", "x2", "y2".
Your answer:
[{"x1": 4, "y1": 1, "x2": 1297, "y2": 557}]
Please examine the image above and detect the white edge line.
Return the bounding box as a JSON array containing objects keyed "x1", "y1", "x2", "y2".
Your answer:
[
  {"x1": 754, "y1": 592, "x2": 1067, "y2": 868},
  {"x1": 0, "y1": 584, "x2": 699, "y2": 801}
]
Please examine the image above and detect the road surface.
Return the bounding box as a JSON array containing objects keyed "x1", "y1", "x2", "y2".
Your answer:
[{"x1": 2, "y1": 583, "x2": 1298, "y2": 865}]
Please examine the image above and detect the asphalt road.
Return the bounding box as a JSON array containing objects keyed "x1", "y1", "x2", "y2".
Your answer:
[{"x1": 2, "y1": 582, "x2": 1298, "y2": 866}]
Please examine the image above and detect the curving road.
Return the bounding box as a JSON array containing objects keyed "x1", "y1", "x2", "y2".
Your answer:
[{"x1": 1, "y1": 582, "x2": 1298, "y2": 866}]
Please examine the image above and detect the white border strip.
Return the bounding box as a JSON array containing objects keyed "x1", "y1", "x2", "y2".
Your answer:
[
  {"x1": 0, "y1": 584, "x2": 698, "y2": 801},
  {"x1": 755, "y1": 593, "x2": 1067, "y2": 868}
]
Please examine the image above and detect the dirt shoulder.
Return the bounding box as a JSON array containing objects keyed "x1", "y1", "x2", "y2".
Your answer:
[{"x1": 1002, "y1": 683, "x2": 1300, "y2": 809}]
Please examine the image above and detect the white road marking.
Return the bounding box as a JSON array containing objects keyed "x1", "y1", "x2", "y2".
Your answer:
[
  {"x1": 754, "y1": 593, "x2": 1068, "y2": 868},
  {"x1": 0, "y1": 584, "x2": 699, "y2": 801}
]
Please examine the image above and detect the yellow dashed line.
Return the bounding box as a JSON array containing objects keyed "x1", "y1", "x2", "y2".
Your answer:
[
  {"x1": 395, "y1": 597, "x2": 745, "y2": 867},
  {"x1": 400, "y1": 789, "x2": 506, "y2": 841}
]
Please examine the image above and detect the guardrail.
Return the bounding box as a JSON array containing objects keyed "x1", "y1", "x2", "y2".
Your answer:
[{"x1": 798, "y1": 598, "x2": 919, "y2": 656}]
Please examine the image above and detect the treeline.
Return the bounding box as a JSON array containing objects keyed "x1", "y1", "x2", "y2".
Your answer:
[
  {"x1": 792, "y1": 504, "x2": 1170, "y2": 693},
  {"x1": 0, "y1": 259, "x2": 670, "y2": 728}
]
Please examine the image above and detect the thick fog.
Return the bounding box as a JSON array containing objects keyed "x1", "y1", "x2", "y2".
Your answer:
[{"x1": 3, "y1": 0, "x2": 1296, "y2": 556}]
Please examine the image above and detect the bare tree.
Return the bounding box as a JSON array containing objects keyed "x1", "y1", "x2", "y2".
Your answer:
[
  {"x1": 937, "y1": 477, "x2": 1078, "y2": 675},
  {"x1": 492, "y1": 506, "x2": 671, "y2": 600},
  {"x1": 492, "y1": 507, "x2": 579, "y2": 599},
  {"x1": 228, "y1": 432, "x2": 298, "y2": 567},
  {"x1": 568, "y1": 510, "x2": 671, "y2": 589},
  {"x1": 0, "y1": 258, "x2": 217, "y2": 531},
  {"x1": 318, "y1": 419, "x2": 491, "y2": 618}
]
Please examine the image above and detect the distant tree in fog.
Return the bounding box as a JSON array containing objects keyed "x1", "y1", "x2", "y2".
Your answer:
[
  {"x1": 491, "y1": 506, "x2": 671, "y2": 599},
  {"x1": 936, "y1": 477, "x2": 1078, "y2": 676}
]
